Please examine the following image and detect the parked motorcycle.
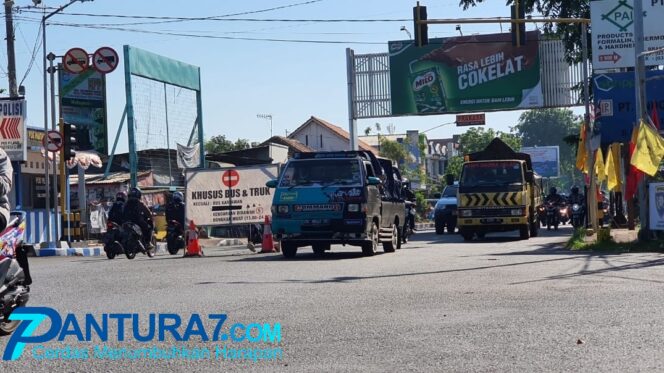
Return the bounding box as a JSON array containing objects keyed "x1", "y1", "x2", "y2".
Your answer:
[
  {"x1": 0, "y1": 212, "x2": 31, "y2": 335},
  {"x1": 402, "y1": 201, "x2": 416, "y2": 243},
  {"x1": 558, "y1": 204, "x2": 570, "y2": 225},
  {"x1": 121, "y1": 222, "x2": 155, "y2": 260},
  {"x1": 571, "y1": 203, "x2": 585, "y2": 228},
  {"x1": 166, "y1": 220, "x2": 185, "y2": 255},
  {"x1": 545, "y1": 201, "x2": 560, "y2": 230},
  {"x1": 103, "y1": 222, "x2": 124, "y2": 260}
]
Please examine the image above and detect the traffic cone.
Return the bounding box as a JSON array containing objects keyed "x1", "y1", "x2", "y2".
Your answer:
[
  {"x1": 261, "y1": 215, "x2": 276, "y2": 253},
  {"x1": 185, "y1": 220, "x2": 203, "y2": 257}
]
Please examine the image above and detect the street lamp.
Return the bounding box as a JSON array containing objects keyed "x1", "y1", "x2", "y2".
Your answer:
[
  {"x1": 400, "y1": 26, "x2": 412, "y2": 40},
  {"x1": 257, "y1": 114, "x2": 273, "y2": 161},
  {"x1": 40, "y1": 0, "x2": 93, "y2": 245},
  {"x1": 422, "y1": 121, "x2": 455, "y2": 134}
]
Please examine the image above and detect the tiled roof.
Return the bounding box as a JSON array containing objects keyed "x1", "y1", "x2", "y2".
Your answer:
[
  {"x1": 293, "y1": 116, "x2": 377, "y2": 154},
  {"x1": 261, "y1": 136, "x2": 313, "y2": 153}
]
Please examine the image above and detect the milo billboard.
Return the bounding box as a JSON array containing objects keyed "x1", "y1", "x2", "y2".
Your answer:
[{"x1": 389, "y1": 31, "x2": 543, "y2": 115}]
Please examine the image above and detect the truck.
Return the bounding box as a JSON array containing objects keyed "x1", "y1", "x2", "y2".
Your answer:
[
  {"x1": 457, "y1": 138, "x2": 543, "y2": 241},
  {"x1": 266, "y1": 151, "x2": 406, "y2": 258}
]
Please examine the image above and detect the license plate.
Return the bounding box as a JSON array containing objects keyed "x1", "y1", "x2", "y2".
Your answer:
[{"x1": 480, "y1": 218, "x2": 503, "y2": 224}]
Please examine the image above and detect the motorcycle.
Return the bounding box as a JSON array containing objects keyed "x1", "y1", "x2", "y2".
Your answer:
[
  {"x1": 537, "y1": 205, "x2": 547, "y2": 227},
  {"x1": 571, "y1": 203, "x2": 585, "y2": 228},
  {"x1": 558, "y1": 204, "x2": 570, "y2": 225},
  {"x1": 402, "y1": 201, "x2": 416, "y2": 243},
  {"x1": 166, "y1": 220, "x2": 185, "y2": 255},
  {"x1": 0, "y1": 212, "x2": 31, "y2": 335},
  {"x1": 121, "y1": 222, "x2": 155, "y2": 260},
  {"x1": 103, "y1": 221, "x2": 124, "y2": 260},
  {"x1": 545, "y1": 201, "x2": 560, "y2": 230}
]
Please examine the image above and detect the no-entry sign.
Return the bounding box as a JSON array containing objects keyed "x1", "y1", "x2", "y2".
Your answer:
[
  {"x1": 92, "y1": 47, "x2": 119, "y2": 74},
  {"x1": 62, "y1": 48, "x2": 89, "y2": 74},
  {"x1": 222, "y1": 169, "x2": 240, "y2": 188},
  {"x1": 43, "y1": 130, "x2": 63, "y2": 152}
]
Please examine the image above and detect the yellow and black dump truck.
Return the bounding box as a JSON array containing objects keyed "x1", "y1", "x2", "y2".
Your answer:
[{"x1": 457, "y1": 138, "x2": 543, "y2": 241}]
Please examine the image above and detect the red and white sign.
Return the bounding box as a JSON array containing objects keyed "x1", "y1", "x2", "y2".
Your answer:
[
  {"x1": 62, "y1": 48, "x2": 89, "y2": 74},
  {"x1": 92, "y1": 47, "x2": 119, "y2": 74},
  {"x1": 0, "y1": 98, "x2": 27, "y2": 161},
  {"x1": 42, "y1": 130, "x2": 63, "y2": 152},
  {"x1": 186, "y1": 165, "x2": 279, "y2": 226},
  {"x1": 222, "y1": 169, "x2": 240, "y2": 188},
  {"x1": 456, "y1": 113, "x2": 486, "y2": 127}
]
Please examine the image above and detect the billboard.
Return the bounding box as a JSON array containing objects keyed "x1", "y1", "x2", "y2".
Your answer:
[
  {"x1": 593, "y1": 71, "x2": 664, "y2": 144},
  {"x1": 649, "y1": 182, "x2": 664, "y2": 231},
  {"x1": 388, "y1": 31, "x2": 543, "y2": 116},
  {"x1": 0, "y1": 98, "x2": 27, "y2": 162},
  {"x1": 185, "y1": 165, "x2": 279, "y2": 226},
  {"x1": 58, "y1": 68, "x2": 108, "y2": 155},
  {"x1": 521, "y1": 146, "x2": 560, "y2": 178},
  {"x1": 591, "y1": 0, "x2": 664, "y2": 69}
]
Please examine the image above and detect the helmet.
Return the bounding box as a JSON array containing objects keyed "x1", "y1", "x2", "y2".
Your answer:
[
  {"x1": 571, "y1": 186, "x2": 579, "y2": 195},
  {"x1": 115, "y1": 191, "x2": 127, "y2": 202},
  {"x1": 128, "y1": 187, "x2": 142, "y2": 200},
  {"x1": 549, "y1": 187, "x2": 557, "y2": 195},
  {"x1": 173, "y1": 191, "x2": 184, "y2": 203}
]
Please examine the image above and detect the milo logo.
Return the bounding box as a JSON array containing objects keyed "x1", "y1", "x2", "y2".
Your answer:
[{"x1": 412, "y1": 71, "x2": 436, "y2": 92}]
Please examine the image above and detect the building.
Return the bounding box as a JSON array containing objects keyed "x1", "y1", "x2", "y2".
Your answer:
[{"x1": 288, "y1": 116, "x2": 377, "y2": 154}]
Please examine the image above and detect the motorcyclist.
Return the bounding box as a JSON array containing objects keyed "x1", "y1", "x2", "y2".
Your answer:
[
  {"x1": 107, "y1": 191, "x2": 127, "y2": 225},
  {"x1": 545, "y1": 187, "x2": 564, "y2": 205},
  {"x1": 122, "y1": 187, "x2": 154, "y2": 249},
  {"x1": 567, "y1": 186, "x2": 585, "y2": 205},
  {"x1": 403, "y1": 178, "x2": 416, "y2": 231},
  {"x1": 165, "y1": 191, "x2": 186, "y2": 230}
]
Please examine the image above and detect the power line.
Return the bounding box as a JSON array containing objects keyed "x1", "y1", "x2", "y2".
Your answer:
[{"x1": 18, "y1": 20, "x2": 42, "y2": 86}]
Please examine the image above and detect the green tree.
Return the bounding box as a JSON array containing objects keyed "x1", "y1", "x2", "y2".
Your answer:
[
  {"x1": 457, "y1": 127, "x2": 521, "y2": 154},
  {"x1": 458, "y1": 0, "x2": 589, "y2": 63},
  {"x1": 511, "y1": 108, "x2": 582, "y2": 189},
  {"x1": 205, "y1": 135, "x2": 251, "y2": 154},
  {"x1": 445, "y1": 156, "x2": 465, "y2": 180},
  {"x1": 379, "y1": 137, "x2": 408, "y2": 164}
]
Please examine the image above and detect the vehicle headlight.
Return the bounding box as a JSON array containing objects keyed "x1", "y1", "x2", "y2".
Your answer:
[
  {"x1": 510, "y1": 208, "x2": 523, "y2": 216},
  {"x1": 460, "y1": 209, "x2": 472, "y2": 217},
  {"x1": 347, "y1": 203, "x2": 360, "y2": 212},
  {"x1": 278, "y1": 205, "x2": 289, "y2": 214},
  {"x1": 572, "y1": 204, "x2": 580, "y2": 212}
]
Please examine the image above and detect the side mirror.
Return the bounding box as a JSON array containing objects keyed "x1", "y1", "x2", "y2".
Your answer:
[
  {"x1": 367, "y1": 176, "x2": 381, "y2": 186},
  {"x1": 266, "y1": 179, "x2": 277, "y2": 188},
  {"x1": 525, "y1": 171, "x2": 534, "y2": 183}
]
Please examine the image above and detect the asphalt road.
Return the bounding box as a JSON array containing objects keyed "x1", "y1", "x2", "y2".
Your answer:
[{"x1": 2, "y1": 226, "x2": 664, "y2": 372}]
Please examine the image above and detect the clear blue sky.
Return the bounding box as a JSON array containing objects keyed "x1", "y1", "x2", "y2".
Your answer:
[{"x1": 5, "y1": 0, "x2": 583, "y2": 153}]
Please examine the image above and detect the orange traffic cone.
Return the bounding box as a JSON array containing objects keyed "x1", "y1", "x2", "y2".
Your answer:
[
  {"x1": 185, "y1": 220, "x2": 203, "y2": 257},
  {"x1": 261, "y1": 215, "x2": 276, "y2": 253}
]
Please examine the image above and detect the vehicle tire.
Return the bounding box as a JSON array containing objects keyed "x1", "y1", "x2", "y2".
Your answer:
[
  {"x1": 530, "y1": 221, "x2": 539, "y2": 237},
  {"x1": 547, "y1": 223, "x2": 551, "y2": 231},
  {"x1": 447, "y1": 222, "x2": 456, "y2": 234},
  {"x1": 460, "y1": 229, "x2": 473, "y2": 242},
  {"x1": 554, "y1": 223, "x2": 559, "y2": 231},
  {"x1": 282, "y1": 242, "x2": 298, "y2": 259},
  {"x1": 146, "y1": 247, "x2": 155, "y2": 258},
  {"x1": 125, "y1": 250, "x2": 136, "y2": 260},
  {"x1": 520, "y1": 225, "x2": 530, "y2": 240},
  {"x1": 167, "y1": 245, "x2": 179, "y2": 255},
  {"x1": 105, "y1": 250, "x2": 115, "y2": 260},
  {"x1": 362, "y1": 222, "x2": 379, "y2": 256},
  {"x1": 383, "y1": 224, "x2": 398, "y2": 253},
  {"x1": 401, "y1": 224, "x2": 409, "y2": 244},
  {"x1": 435, "y1": 219, "x2": 444, "y2": 235},
  {"x1": 312, "y1": 243, "x2": 329, "y2": 256},
  {"x1": 0, "y1": 319, "x2": 20, "y2": 335},
  {"x1": 396, "y1": 226, "x2": 402, "y2": 250},
  {"x1": 476, "y1": 232, "x2": 486, "y2": 239}
]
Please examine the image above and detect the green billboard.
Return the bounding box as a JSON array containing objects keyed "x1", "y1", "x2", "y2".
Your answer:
[{"x1": 389, "y1": 31, "x2": 543, "y2": 116}]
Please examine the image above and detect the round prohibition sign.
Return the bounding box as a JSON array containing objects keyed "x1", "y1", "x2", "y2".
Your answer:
[
  {"x1": 43, "y1": 130, "x2": 63, "y2": 152},
  {"x1": 63, "y1": 47, "x2": 89, "y2": 74},
  {"x1": 92, "y1": 46, "x2": 119, "y2": 74},
  {"x1": 222, "y1": 170, "x2": 240, "y2": 188}
]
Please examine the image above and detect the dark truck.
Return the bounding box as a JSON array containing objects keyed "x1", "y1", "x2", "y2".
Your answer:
[
  {"x1": 457, "y1": 138, "x2": 543, "y2": 241},
  {"x1": 266, "y1": 151, "x2": 406, "y2": 258}
]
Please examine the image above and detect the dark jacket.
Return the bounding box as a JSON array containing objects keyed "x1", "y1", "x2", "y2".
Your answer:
[
  {"x1": 0, "y1": 148, "x2": 13, "y2": 226},
  {"x1": 165, "y1": 201, "x2": 185, "y2": 228},
  {"x1": 568, "y1": 193, "x2": 585, "y2": 205},
  {"x1": 107, "y1": 201, "x2": 125, "y2": 224},
  {"x1": 122, "y1": 198, "x2": 153, "y2": 229}
]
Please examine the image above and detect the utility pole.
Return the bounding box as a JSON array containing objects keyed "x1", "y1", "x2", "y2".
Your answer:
[
  {"x1": 4, "y1": 0, "x2": 17, "y2": 97},
  {"x1": 634, "y1": 0, "x2": 649, "y2": 238}
]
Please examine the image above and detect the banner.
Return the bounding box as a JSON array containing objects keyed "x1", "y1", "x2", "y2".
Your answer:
[
  {"x1": 0, "y1": 98, "x2": 27, "y2": 161},
  {"x1": 388, "y1": 31, "x2": 542, "y2": 116},
  {"x1": 521, "y1": 146, "x2": 560, "y2": 178},
  {"x1": 176, "y1": 143, "x2": 200, "y2": 169},
  {"x1": 591, "y1": 0, "x2": 664, "y2": 69},
  {"x1": 593, "y1": 70, "x2": 664, "y2": 144},
  {"x1": 58, "y1": 68, "x2": 108, "y2": 155},
  {"x1": 649, "y1": 182, "x2": 664, "y2": 231},
  {"x1": 185, "y1": 165, "x2": 279, "y2": 226}
]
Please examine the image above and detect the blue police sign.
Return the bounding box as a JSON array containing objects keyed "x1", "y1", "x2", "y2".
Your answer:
[{"x1": 593, "y1": 71, "x2": 664, "y2": 145}]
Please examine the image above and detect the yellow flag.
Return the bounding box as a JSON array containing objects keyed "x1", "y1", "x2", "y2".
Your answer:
[
  {"x1": 575, "y1": 123, "x2": 588, "y2": 173},
  {"x1": 630, "y1": 120, "x2": 664, "y2": 176},
  {"x1": 604, "y1": 143, "x2": 622, "y2": 192},
  {"x1": 595, "y1": 148, "x2": 606, "y2": 182}
]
